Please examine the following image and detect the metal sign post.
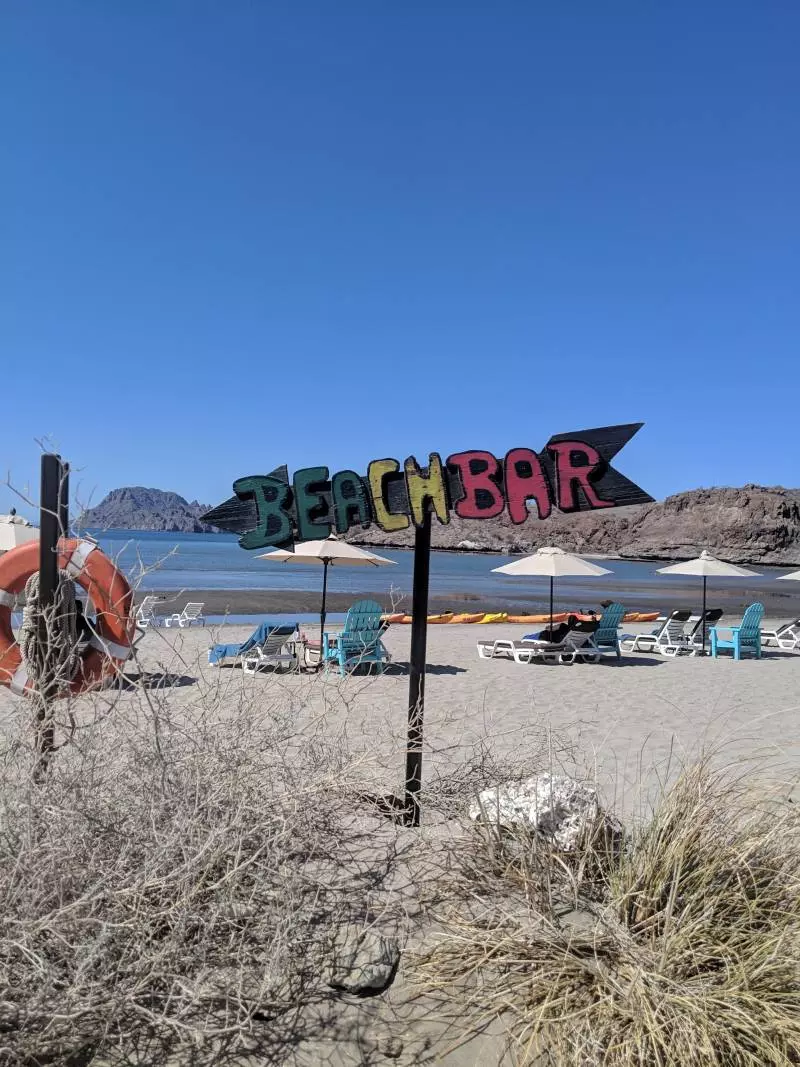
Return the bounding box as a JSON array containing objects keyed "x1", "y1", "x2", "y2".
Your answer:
[
  {"x1": 405, "y1": 510, "x2": 431, "y2": 826},
  {"x1": 36, "y1": 453, "x2": 67, "y2": 762}
]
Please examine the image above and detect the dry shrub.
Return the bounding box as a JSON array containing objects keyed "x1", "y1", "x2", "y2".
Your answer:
[
  {"x1": 0, "y1": 679, "x2": 412, "y2": 1066},
  {"x1": 410, "y1": 763, "x2": 800, "y2": 1066}
]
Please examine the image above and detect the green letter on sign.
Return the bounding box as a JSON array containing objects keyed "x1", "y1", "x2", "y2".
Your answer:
[
  {"x1": 233, "y1": 475, "x2": 294, "y2": 549},
  {"x1": 332, "y1": 471, "x2": 372, "y2": 534},
  {"x1": 293, "y1": 466, "x2": 332, "y2": 541}
]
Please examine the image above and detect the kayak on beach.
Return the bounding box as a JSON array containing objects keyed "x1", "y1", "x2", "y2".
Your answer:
[{"x1": 382, "y1": 610, "x2": 661, "y2": 625}]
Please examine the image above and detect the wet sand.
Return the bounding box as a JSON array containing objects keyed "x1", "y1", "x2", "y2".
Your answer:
[{"x1": 144, "y1": 580, "x2": 799, "y2": 617}]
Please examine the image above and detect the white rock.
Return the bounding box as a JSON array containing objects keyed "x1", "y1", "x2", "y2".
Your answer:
[
  {"x1": 456, "y1": 539, "x2": 481, "y2": 551},
  {"x1": 469, "y1": 773, "x2": 611, "y2": 852},
  {"x1": 327, "y1": 926, "x2": 400, "y2": 995}
]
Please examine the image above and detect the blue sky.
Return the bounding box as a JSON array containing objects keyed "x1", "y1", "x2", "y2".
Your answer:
[{"x1": 3, "y1": 3, "x2": 798, "y2": 517}]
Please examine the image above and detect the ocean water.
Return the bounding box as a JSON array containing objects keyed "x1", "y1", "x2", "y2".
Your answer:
[{"x1": 85, "y1": 529, "x2": 795, "y2": 610}]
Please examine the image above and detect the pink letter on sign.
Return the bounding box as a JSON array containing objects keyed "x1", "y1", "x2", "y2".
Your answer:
[
  {"x1": 547, "y1": 440, "x2": 615, "y2": 511},
  {"x1": 504, "y1": 448, "x2": 552, "y2": 523},
  {"x1": 446, "y1": 451, "x2": 504, "y2": 519}
]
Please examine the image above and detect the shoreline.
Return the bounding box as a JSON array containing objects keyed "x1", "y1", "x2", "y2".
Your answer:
[{"x1": 144, "y1": 581, "x2": 798, "y2": 617}]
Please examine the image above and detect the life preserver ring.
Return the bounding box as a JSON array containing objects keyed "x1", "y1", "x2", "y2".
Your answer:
[{"x1": 0, "y1": 538, "x2": 134, "y2": 697}]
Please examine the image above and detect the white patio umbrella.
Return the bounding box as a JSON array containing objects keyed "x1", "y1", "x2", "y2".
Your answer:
[
  {"x1": 492, "y1": 546, "x2": 612, "y2": 631},
  {"x1": 656, "y1": 550, "x2": 762, "y2": 650},
  {"x1": 0, "y1": 511, "x2": 38, "y2": 553},
  {"x1": 777, "y1": 569, "x2": 800, "y2": 582},
  {"x1": 257, "y1": 534, "x2": 396, "y2": 643}
]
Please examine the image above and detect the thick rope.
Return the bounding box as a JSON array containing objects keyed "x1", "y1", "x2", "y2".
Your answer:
[{"x1": 20, "y1": 571, "x2": 79, "y2": 690}]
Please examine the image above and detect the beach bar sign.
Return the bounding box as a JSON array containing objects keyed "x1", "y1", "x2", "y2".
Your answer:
[{"x1": 203, "y1": 423, "x2": 652, "y2": 550}]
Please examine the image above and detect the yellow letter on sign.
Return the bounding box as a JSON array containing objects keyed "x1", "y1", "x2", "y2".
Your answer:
[
  {"x1": 404, "y1": 453, "x2": 450, "y2": 527},
  {"x1": 367, "y1": 458, "x2": 410, "y2": 533}
]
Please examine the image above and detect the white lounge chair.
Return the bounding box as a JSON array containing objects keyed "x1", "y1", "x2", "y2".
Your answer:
[
  {"x1": 682, "y1": 609, "x2": 724, "y2": 653},
  {"x1": 242, "y1": 627, "x2": 300, "y2": 674},
  {"x1": 136, "y1": 595, "x2": 166, "y2": 629},
  {"x1": 761, "y1": 617, "x2": 800, "y2": 651},
  {"x1": 620, "y1": 610, "x2": 691, "y2": 655},
  {"x1": 477, "y1": 631, "x2": 599, "y2": 666},
  {"x1": 165, "y1": 602, "x2": 206, "y2": 628}
]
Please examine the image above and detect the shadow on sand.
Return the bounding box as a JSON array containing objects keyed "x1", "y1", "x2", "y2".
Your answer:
[
  {"x1": 120, "y1": 671, "x2": 198, "y2": 689},
  {"x1": 385, "y1": 661, "x2": 468, "y2": 676}
]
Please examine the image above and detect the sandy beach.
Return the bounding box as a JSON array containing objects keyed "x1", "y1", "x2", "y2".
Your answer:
[
  {"x1": 3, "y1": 621, "x2": 799, "y2": 1065},
  {"x1": 4, "y1": 618, "x2": 798, "y2": 808},
  {"x1": 123, "y1": 619, "x2": 800, "y2": 804}
]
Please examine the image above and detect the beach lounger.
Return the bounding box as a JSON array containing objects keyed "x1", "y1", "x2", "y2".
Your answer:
[
  {"x1": 165, "y1": 602, "x2": 206, "y2": 628},
  {"x1": 208, "y1": 622, "x2": 297, "y2": 669},
  {"x1": 242, "y1": 626, "x2": 300, "y2": 674},
  {"x1": 761, "y1": 617, "x2": 800, "y2": 651},
  {"x1": 709, "y1": 603, "x2": 764, "y2": 660},
  {"x1": 478, "y1": 626, "x2": 602, "y2": 666},
  {"x1": 135, "y1": 595, "x2": 166, "y2": 629},
  {"x1": 323, "y1": 599, "x2": 390, "y2": 676},
  {"x1": 514, "y1": 631, "x2": 599, "y2": 665},
  {"x1": 620, "y1": 610, "x2": 692, "y2": 654},
  {"x1": 684, "y1": 608, "x2": 724, "y2": 652}
]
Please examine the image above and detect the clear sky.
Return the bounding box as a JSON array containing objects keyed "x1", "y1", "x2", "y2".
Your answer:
[{"x1": 3, "y1": 3, "x2": 798, "y2": 517}]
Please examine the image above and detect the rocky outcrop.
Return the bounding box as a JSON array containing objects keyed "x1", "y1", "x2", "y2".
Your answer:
[
  {"x1": 78, "y1": 483, "x2": 800, "y2": 565},
  {"x1": 77, "y1": 488, "x2": 214, "y2": 534},
  {"x1": 348, "y1": 485, "x2": 800, "y2": 566}
]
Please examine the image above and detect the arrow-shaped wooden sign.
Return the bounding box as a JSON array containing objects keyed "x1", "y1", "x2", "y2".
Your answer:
[{"x1": 202, "y1": 423, "x2": 653, "y2": 551}]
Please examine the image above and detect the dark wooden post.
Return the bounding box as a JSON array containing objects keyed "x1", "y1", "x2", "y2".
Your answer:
[
  {"x1": 405, "y1": 509, "x2": 431, "y2": 827},
  {"x1": 58, "y1": 462, "x2": 70, "y2": 538},
  {"x1": 36, "y1": 453, "x2": 64, "y2": 761}
]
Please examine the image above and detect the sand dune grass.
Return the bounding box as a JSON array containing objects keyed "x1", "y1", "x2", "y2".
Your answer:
[{"x1": 410, "y1": 762, "x2": 800, "y2": 1065}]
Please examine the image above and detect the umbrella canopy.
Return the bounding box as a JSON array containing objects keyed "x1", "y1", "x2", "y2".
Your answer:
[
  {"x1": 257, "y1": 534, "x2": 396, "y2": 643},
  {"x1": 656, "y1": 550, "x2": 762, "y2": 650},
  {"x1": 492, "y1": 546, "x2": 612, "y2": 630},
  {"x1": 0, "y1": 513, "x2": 38, "y2": 553},
  {"x1": 777, "y1": 569, "x2": 800, "y2": 582}
]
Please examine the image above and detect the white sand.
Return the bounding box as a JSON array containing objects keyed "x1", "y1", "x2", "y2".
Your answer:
[
  {"x1": 3, "y1": 621, "x2": 799, "y2": 1065},
  {"x1": 4, "y1": 619, "x2": 798, "y2": 808},
  {"x1": 119, "y1": 619, "x2": 800, "y2": 808}
]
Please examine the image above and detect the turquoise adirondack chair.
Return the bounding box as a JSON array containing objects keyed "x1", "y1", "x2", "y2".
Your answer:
[
  {"x1": 591, "y1": 602, "x2": 626, "y2": 660},
  {"x1": 322, "y1": 599, "x2": 389, "y2": 676},
  {"x1": 709, "y1": 603, "x2": 764, "y2": 660}
]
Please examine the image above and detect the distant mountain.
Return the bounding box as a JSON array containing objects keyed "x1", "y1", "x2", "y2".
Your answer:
[
  {"x1": 347, "y1": 484, "x2": 800, "y2": 566},
  {"x1": 77, "y1": 487, "x2": 215, "y2": 534},
  {"x1": 80, "y1": 483, "x2": 800, "y2": 566}
]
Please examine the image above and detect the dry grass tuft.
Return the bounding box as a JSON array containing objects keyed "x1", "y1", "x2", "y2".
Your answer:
[
  {"x1": 0, "y1": 680, "x2": 413, "y2": 1066},
  {"x1": 410, "y1": 763, "x2": 800, "y2": 1066}
]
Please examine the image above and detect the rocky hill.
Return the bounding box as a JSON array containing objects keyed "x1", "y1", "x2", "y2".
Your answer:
[
  {"x1": 79, "y1": 484, "x2": 800, "y2": 565},
  {"x1": 347, "y1": 485, "x2": 800, "y2": 566},
  {"x1": 78, "y1": 488, "x2": 215, "y2": 534}
]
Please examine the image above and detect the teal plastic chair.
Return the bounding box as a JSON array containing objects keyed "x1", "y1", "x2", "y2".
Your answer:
[
  {"x1": 710, "y1": 603, "x2": 764, "y2": 660},
  {"x1": 591, "y1": 602, "x2": 626, "y2": 660},
  {"x1": 322, "y1": 599, "x2": 389, "y2": 676}
]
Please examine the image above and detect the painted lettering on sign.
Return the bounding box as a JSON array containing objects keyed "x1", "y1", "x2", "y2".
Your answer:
[{"x1": 202, "y1": 423, "x2": 652, "y2": 550}]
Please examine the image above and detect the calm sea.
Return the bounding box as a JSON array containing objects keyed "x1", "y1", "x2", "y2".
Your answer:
[{"x1": 86, "y1": 530, "x2": 796, "y2": 620}]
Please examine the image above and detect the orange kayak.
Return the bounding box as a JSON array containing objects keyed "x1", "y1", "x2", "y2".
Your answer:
[
  {"x1": 385, "y1": 608, "x2": 655, "y2": 625},
  {"x1": 506, "y1": 612, "x2": 568, "y2": 625}
]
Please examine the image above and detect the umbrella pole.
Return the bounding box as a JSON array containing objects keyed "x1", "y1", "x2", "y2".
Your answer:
[
  {"x1": 320, "y1": 559, "x2": 329, "y2": 649},
  {"x1": 549, "y1": 576, "x2": 554, "y2": 632},
  {"x1": 701, "y1": 575, "x2": 707, "y2": 654}
]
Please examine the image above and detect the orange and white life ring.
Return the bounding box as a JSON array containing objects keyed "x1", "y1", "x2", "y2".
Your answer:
[{"x1": 0, "y1": 538, "x2": 134, "y2": 697}]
